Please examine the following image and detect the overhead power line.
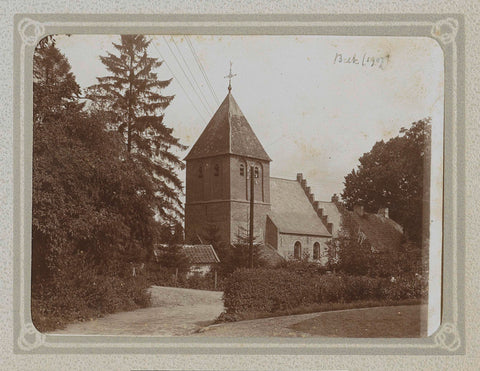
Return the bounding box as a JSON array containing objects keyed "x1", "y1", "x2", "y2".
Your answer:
[
  {"x1": 170, "y1": 36, "x2": 215, "y2": 112},
  {"x1": 185, "y1": 36, "x2": 220, "y2": 105},
  {"x1": 151, "y1": 40, "x2": 207, "y2": 123},
  {"x1": 162, "y1": 36, "x2": 212, "y2": 117}
]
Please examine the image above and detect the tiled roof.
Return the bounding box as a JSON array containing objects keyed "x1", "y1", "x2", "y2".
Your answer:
[
  {"x1": 268, "y1": 177, "x2": 331, "y2": 237},
  {"x1": 181, "y1": 244, "x2": 220, "y2": 264},
  {"x1": 350, "y1": 211, "x2": 404, "y2": 251},
  {"x1": 184, "y1": 92, "x2": 271, "y2": 161}
]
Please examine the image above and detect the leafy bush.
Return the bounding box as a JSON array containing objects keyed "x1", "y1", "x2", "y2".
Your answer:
[
  {"x1": 223, "y1": 268, "x2": 425, "y2": 315},
  {"x1": 381, "y1": 274, "x2": 427, "y2": 301},
  {"x1": 32, "y1": 253, "x2": 151, "y2": 332}
]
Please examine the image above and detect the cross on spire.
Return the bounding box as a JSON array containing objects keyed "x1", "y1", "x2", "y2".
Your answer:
[{"x1": 224, "y1": 61, "x2": 237, "y2": 92}]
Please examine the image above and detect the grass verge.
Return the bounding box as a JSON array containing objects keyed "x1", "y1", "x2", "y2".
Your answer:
[
  {"x1": 289, "y1": 304, "x2": 428, "y2": 337},
  {"x1": 215, "y1": 298, "x2": 424, "y2": 323}
]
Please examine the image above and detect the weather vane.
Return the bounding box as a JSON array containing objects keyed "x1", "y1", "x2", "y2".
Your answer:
[{"x1": 224, "y1": 61, "x2": 237, "y2": 92}]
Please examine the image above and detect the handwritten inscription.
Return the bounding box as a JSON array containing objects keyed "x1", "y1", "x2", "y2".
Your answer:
[{"x1": 333, "y1": 52, "x2": 389, "y2": 69}]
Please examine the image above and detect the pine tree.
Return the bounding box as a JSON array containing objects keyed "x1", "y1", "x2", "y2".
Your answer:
[
  {"x1": 33, "y1": 36, "x2": 83, "y2": 124},
  {"x1": 88, "y1": 35, "x2": 186, "y2": 222}
]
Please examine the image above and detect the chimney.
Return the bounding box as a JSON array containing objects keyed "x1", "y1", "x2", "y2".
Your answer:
[
  {"x1": 296, "y1": 173, "x2": 303, "y2": 182},
  {"x1": 378, "y1": 208, "x2": 389, "y2": 218},
  {"x1": 353, "y1": 205, "x2": 364, "y2": 217}
]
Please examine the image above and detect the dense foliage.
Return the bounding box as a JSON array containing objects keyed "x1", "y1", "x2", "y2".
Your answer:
[
  {"x1": 341, "y1": 119, "x2": 431, "y2": 244},
  {"x1": 223, "y1": 268, "x2": 426, "y2": 316},
  {"x1": 32, "y1": 37, "x2": 182, "y2": 331},
  {"x1": 87, "y1": 35, "x2": 186, "y2": 222},
  {"x1": 198, "y1": 223, "x2": 267, "y2": 278}
]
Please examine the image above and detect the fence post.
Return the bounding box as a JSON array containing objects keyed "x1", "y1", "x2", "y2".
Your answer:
[{"x1": 214, "y1": 270, "x2": 217, "y2": 290}]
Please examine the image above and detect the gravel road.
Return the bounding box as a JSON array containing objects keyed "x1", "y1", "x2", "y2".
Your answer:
[{"x1": 52, "y1": 286, "x2": 224, "y2": 336}]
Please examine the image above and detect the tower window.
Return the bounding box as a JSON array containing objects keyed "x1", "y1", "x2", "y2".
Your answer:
[
  {"x1": 214, "y1": 164, "x2": 220, "y2": 176},
  {"x1": 240, "y1": 164, "x2": 245, "y2": 176},
  {"x1": 198, "y1": 165, "x2": 203, "y2": 178},
  {"x1": 254, "y1": 166, "x2": 259, "y2": 178}
]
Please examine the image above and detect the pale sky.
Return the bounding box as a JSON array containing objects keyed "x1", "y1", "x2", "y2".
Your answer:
[{"x1": 55, "y1": 35, "x2": 444, "y2": 202}]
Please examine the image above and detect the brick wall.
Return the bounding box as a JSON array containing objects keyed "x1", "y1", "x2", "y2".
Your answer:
[{"x1": 186, "y1": 154, "x2": 271, "y2": 246}]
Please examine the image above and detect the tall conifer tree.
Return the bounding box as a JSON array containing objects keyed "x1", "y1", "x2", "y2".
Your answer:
[
  {"x1": 88, "y1": 35, "x2": 186, "y2": 221},
  {"x1": 33, "y1": 37, "x2": 82, "y2": 124}
]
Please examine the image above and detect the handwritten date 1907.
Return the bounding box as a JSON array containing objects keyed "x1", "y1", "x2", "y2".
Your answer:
[{"x1": 333, "y1": 52, "x2": 389, "y2": 69}]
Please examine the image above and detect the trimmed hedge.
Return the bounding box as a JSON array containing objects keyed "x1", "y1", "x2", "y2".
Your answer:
[{"x1": 223, "y1": 268, "x2": 425, "y2": 314}]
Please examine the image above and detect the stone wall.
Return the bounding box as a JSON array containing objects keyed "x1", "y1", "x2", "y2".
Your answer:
[{"x1": 278, "y1": 233, "x2": 330, "y2": 265}]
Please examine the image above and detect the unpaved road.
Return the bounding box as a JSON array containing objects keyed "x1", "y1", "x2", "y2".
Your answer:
[{"x1": 53, "y1": 286, "x2": 224, "y2": 336}]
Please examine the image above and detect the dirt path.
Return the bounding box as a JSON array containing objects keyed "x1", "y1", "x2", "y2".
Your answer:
[{"x1": 53, "y1": 286, "x2": 224, "y2": 336}]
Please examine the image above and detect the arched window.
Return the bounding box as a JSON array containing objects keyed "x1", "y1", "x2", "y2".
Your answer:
[
  {"x1": 198, "y1": 165, "x2": 203, "y2": 178},
  {"x1": 254, "y1": 166, "x2": 259, "y2": 178},
  {"x1": 294, "y1": 241, "x2": 302, "y2": 260},
  {"x1": 313, "y1": 242, "x2": 320, "y2": 260},
  {"x1": 214, "y1": 164, "x2": 220, "y2": 176},
  {"x1": 240, "y1": 164, "x2": 245, "y2": 176}
]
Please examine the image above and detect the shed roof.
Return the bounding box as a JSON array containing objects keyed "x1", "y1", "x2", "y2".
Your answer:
[
  {"x1": 268, "y1": 177, "x2": 331, "y2": 237},
  {"x1": 154, "y1": 244, "x2": 220, "y2": 265},
  {"x1": 184, "y1": 92, "x2": 271, "y2": 161}
]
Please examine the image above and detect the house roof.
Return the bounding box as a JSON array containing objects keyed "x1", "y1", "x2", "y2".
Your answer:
[
  {"x1": 181, "y1": 244, "x2": 220, "y2": 264},
  {"x1": 350, "y1": 211, "x2": 404, "y2": 251},
  {"x1": 184, "y1": 92, "x2": 271, "y2": 161},
  {"x1": 268, "y1": 177, "x2": 331, "y2": 237}
]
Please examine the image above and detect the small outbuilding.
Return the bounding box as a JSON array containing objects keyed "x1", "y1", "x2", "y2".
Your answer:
[{"x1": 181, "y1": 244, "x2": 220, "y2": 277}]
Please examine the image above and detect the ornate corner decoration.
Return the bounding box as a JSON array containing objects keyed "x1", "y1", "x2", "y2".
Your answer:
[
  {"x1": 17, "y1": 17, "x2": 45, "y2": 47},
  {"x1": 17, "y1": 323, "x2": 46, "y2": 352},
  {"x1": 431, "y1": 18, "x2": 459, "y2": 45},
  {"x1": 434, "y1": 322, "x2": 461, "y2": 352}
]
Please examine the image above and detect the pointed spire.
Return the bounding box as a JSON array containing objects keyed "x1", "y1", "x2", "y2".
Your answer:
[
  {"x1": 184, "y1": 92, "x2": 271, "y2": 162},
  {"x1": 224, "y1": 61, "x2": 237, "y2": 93}
]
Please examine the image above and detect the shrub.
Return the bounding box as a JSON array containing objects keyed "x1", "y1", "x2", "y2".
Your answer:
[
  {"x1": 381, "y1": 274, "x2": 427, "y2": 301},
  {"x1": 31, "y1": 253, "x2": 151, "y2": 332},
  {"x1": 223, "y1": 268, "x2": 425, "y2": 315}
]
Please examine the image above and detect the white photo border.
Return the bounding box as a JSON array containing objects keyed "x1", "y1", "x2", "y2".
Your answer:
[{"x1": 13, "y1": 14, "x2": 465, "y2": 355}]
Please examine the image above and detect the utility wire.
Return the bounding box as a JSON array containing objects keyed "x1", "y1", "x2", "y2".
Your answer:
[
  {"x1": 162, "y1": 36, "x2": 212, "y2": 116},
  {"x1": 186, "y1": 36, "x2": 220, "y2": 105},
  {"x1": 151, "y1": 40, "x2": 207, "y2": 123},
  {"x1": 170, "y1": 36, "x2": 215, "y2": 112}
]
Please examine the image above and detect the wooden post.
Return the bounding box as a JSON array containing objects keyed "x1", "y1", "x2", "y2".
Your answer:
[
  {"x1": 175, "y1": 267, "x2": 178, "y2": 286},
  {"x1": 249, "y1": 165, "x2": 254, "y2": 269},
  {"x1": 214, "y1": 270, "x2": 217, "y2": 290}
]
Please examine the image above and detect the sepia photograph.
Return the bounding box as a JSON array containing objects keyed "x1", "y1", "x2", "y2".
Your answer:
[{"x1": 31, "y1": 34, "x2": 443, "y2": 338}]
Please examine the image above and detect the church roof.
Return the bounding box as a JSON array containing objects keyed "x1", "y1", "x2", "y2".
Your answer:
[
  {"x1": 268, "y1": 177, "x2": 331, "y2": 237},
  {"x1": 184, "y1": 92, "x2": 271, "y2": 161},
  {"x1": 316, "y1": 201, "x2": 342, "y2": 237}
]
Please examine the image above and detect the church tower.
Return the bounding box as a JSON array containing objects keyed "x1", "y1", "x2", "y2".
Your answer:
[{"x1": 184, "y1": 87, "x2": 271, "y2": 245}]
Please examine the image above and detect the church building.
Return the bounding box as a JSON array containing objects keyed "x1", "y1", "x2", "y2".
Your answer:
[{"x1": 184, "y1": 84, "x2": 339, "y2": 263}]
